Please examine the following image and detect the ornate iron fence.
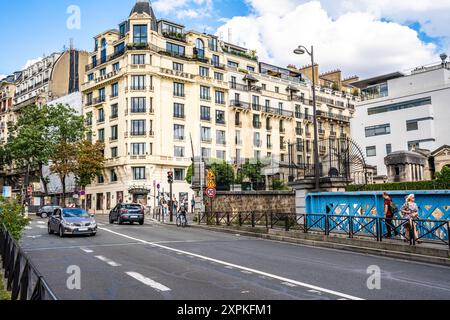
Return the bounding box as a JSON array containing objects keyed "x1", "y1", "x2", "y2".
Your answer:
[{"x1": 0, "y1": 225, "x2": 57, "y2": 300}]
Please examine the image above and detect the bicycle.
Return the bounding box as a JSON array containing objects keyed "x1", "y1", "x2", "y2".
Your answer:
[{"x1": 176, "y1": 213, "x2": 187, "y2": 228}]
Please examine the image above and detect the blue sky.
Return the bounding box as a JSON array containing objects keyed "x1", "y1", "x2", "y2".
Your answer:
[
  {"x1": 0, "y1": 0, "x2": 448, "y2": 79},
  {"x1": 0, "y1": 0, "x2": 248, "y2": 75}
]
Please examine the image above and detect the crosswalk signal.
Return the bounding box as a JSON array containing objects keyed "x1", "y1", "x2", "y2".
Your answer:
[{"x1": 167, "y1": 171, "x2": 174, "y2": 184}]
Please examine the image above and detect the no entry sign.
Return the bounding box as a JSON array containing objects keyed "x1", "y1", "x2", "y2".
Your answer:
[{"x1": 206, "y1": 187, "x2": 217, "y2": 198}]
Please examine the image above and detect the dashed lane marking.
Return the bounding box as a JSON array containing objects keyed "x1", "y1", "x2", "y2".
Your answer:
[
  {"x1": 95, "y1": 255, "x2": 121, "y2": 267},
  {"x1": 282, "y1": 282, "x2": 298, "y2": 288},
  {"x1": 126, "y1": 272, "x2": 171, "y2": 292},
  {"x1": 99, "y1": 227, "x2": 364, "y2": 300},
  {"x1": 81, "y1": 248, "x2": 94, "y2": 253}
]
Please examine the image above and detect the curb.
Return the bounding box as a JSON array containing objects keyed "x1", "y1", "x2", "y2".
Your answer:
[{"x1": 152, "y1": 220, "x2": 450, "y2": 267}]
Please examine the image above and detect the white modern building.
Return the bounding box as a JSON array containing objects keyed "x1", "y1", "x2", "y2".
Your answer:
[{"x1": 351, "y1": 56, "x2": 450, "y2": 179}]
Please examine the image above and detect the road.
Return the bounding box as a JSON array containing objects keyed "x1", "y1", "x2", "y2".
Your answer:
[{"x1": 20, "y1": 215, "x2": 450, "y2": 300}]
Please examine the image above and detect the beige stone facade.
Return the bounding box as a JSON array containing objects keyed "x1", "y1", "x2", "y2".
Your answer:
[{"x1": 82, "y1": 0, "x2": 358, "y2": 213}]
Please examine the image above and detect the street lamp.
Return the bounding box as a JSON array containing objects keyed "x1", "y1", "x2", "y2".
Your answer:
[{"x1": 294, "y1": 45, "x2": 320, "y2": 191}]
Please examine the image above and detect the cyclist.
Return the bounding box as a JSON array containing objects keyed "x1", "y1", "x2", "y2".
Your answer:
[{"x1": 177, "y1": 203, "x2": 188, "y2": 227}]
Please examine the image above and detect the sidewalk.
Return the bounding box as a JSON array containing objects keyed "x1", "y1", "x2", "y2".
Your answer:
[{"x1": 150, "y1": 217, "x2": 450, "y2": 266}]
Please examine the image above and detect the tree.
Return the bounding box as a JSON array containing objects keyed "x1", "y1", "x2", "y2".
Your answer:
[
  {"x1": 50, "y1": 142, "x2": 78, "y2": 206},
  {"x1": 0, "y1": 197, "x2": 30, "y2": 241},
  {"x1": 185, "y1": 164, "x2": 193, "y2": 185},
  {"x1": 7, "y1": 105, "x2": 55, "y2": 198},
  {"x1": 435, "y1": 166, "x2": 450, "y2": 183},
  {"x1": 236, "y1": 161, "x2": 265, "y2": 190},
  {"x1": 272, "y1": 179, "x2": 290, "y2": 191},
  {"x1": 75, "y1": 140, "x2": 105, "y2": 189},
  {"x1": 210, "y1": 161, "x2": 235, "y2": 191}
]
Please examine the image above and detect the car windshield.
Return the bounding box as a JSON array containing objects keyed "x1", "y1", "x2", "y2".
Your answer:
[
  {"x1": 62, "y1": 209, "x2": 90, "y2": 218},
  {"x1": 123, "y1": 204, "x2": 142, "y2": 210}
]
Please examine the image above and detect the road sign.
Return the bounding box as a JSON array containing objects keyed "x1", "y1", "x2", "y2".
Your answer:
[
  {"x1": 27, "y1": 186, "x2": 32, "y2": 194},
  {"x1": 206, "y1": 180, "x2": 216, "y2": 188},
  {"x1": 80, "y1": 190, "x2": 86, "y2": 196},
  {"x1": 207, "y1": 170, "x2": 216, "y2": 180},
  {"x1": 206, "y1": 187, "x2": 217, "y2": 198}
]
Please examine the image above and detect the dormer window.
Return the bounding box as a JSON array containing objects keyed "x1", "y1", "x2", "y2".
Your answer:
[
  {"x1": 195, "y1": 39, "x2": 205, "y2": 58},
  {"x1": 133, "y1": 24, "x2": 148, "y2": 44}
]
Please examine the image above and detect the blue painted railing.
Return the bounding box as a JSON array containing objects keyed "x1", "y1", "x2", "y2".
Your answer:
[{"x1": 305, "y1": 191, "x2": 450, "y2": 242}]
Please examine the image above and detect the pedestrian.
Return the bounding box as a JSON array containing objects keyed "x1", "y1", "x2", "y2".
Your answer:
[
  {"x1": 400, "y1": 194, "x2": 421, "y2": 244},
  {"x1": 383, "y1": 192, "x2": 399, "y2": 239},
  {"x1": 162, "y1": 199, "x2": 169, "y2": 217},
  {"x1": 191, "y1": 196, "x2": 195, "y2": 213},
  {"x1": 173, "y1": 195, "x2": 178, "y2": 214}
]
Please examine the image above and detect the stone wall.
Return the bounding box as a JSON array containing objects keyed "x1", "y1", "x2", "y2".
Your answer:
[{"x1": 204, "y1": 191, "x2": 295, "y2": 213}]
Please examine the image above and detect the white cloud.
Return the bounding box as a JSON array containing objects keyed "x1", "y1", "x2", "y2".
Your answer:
[
  {"x1": 153, "y1": 0, "x2": 188, "y2": 13},
  {"x1": 218, "y1": 1, "x2": 440, "y2": 78},
  {"x1": 154, "y1": 0, "x2": 213, "y2": 19},
  {"x1": 0, "y1": 75, "x2": 6, "y2": 81},
  {"x1": 21, "y1": 57, "x2": 43, "y2": 70}
]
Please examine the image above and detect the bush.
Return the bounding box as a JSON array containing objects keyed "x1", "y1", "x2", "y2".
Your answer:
[
  {"x1": 347, "y1": 180, "x2": 450, "y2": 192},
  {"x1": 0, "y1": 198, "x2": 30, "y2": 241}
]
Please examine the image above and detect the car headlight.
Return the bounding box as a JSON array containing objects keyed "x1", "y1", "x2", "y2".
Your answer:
[{"x1": 65, "y1": 222, "x2": 75, "y2": 227}]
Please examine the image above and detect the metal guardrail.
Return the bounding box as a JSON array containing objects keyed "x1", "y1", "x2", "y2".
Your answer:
[
  {"x1": 198, "y1": 212, "x2": 450, "y2": 248},
  {"x1": 0, "y1": 225, "x2": 57, "y2": 300}
]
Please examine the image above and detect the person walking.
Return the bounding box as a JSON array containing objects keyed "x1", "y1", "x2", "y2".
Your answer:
[
  {"x1": 401, "y1": 194, "x2": 421, "y2": 244},
  {"x1": 173, "y1": 195, "x2": 178, "y2": 215},
  {"x1": 383, "y1": 192, "x2": 399, "y2": 239},
  {"x1": 191, "y1": 196, "x2": 195, "y2": 213}
]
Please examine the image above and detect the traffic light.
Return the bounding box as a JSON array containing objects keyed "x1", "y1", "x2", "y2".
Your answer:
[{"x1": 167, "y1": 171, "x2": 174, "y2": 184}]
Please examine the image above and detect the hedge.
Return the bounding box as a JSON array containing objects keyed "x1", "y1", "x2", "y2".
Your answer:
[{"x1": 347, "y1": 180, "x2": 450, "y2": 192}]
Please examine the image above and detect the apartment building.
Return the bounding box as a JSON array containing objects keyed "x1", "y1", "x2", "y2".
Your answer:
[
  {"x1": 82, "y1": 0, "x2": 357, "y2": 212},
  {"x1": 351, "y1": 55, "x2": 450, "y2": 180}
]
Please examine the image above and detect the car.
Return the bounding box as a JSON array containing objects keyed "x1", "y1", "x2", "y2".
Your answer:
[
  {"x1": 48, "y1": 208, "x2": 97, "y2": 237},
  {"x1": 37, "y1": 205, "x2": 61, "y2": 218},
  {"x1": 109, "y1": 203, "x2": 145, "y2": 225}
]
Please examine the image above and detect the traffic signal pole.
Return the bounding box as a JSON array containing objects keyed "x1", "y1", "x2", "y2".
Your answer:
[{"x1": 168, "y1": 171, "x2": 174, "y2": 222}]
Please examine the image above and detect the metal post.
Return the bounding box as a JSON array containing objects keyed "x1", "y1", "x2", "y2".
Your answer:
[
  {"x1": 238, "y1": 213, "x2": 242, "y2": 227},
  {"x1": 251, "y1": 212, "x2": 255, "y2": 228},
  {"x1": 265, "y1": 213, "x2": 269, "y2": 229},
  {"x1": 447, "y1": 221, "x2": 450, "y2": 250},
  {"x1": 169, "y1": 181, "x2": 173, "y2": 222},
  {"x1": 285, "y1": 215, "x2": 290, "y2": 232},
  {"x1": 227, "y1": 212, "x2": 230, "y2": 226},
  {"x1": 349, "y1": 216, "x2": 353, "y2": 239},
  {"x1": 270, "y1": 213, "x2": 274, "y2": 229},
  {"x1": 310, "y1": 46, "x2": 320, "y2": 191}
]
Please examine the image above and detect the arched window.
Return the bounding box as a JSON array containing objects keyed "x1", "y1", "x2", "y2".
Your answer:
[
  {"x1": 101, "y1": 38, "x2": 107, "y2": 64},
  {"x1": 195, "y1": 39, "x2": 205, "y2": 58}
]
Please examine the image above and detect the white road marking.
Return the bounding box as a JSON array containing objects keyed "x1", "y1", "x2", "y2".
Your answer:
[
  {"x1": 241, "y1": 270, "x2": 253, "y2": 274},
  {"x1": 81, "y1": 248, "x2": 94, "y2": 253},
  {"x1": 27, "y1": 235, "x2": 42, "y2": 239},
  {"x1": 282, "y1": 282, "x2": 298, "y2": 288},
  {"x1": 95, "y1": 255, "x2": 121, "y2": 267},
  {"x1": 308, "y1": 289, "x2": 323, "y2": 295},
  {"x1": 25, "y1": 226, "x2": 32, "y2": 230},
  {"x1": 37, "y1": 221, "x2": 46, "y2": 225},
  {"x1": 126, "y1": 272, "x2": 171, "y2": 292},
  {"x1": 37, "y1": 226, "x2": 46, "y2": 229},
  {"x1": 99, "y1": 227, "x2": 364, "y2": 300}
]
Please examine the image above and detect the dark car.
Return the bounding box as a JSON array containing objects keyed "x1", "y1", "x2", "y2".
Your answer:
[
  {"x1": 37, "y1": 205, "x2": 61, "y2": 218},
  {"x1": 48, "y1": 208, "x2": 97, "y2": 237},
  {"x1": 109, "y1": 203, "x2": 144, "y2": 225}
]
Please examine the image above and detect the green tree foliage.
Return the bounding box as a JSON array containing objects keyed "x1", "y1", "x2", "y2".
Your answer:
[
  {"x1": 185, "y1": 164, "x2": 193, "y2": 184},
  {"x1": 210, "y1": 161, "x2": 235, "y2": 191},
  {"x1": 236, "y1": 161, "x2": 265, "y2": 184},
  {"x1": 0, "y1": 198, "x2": 30, "y2": 241},
  {"x1": 435, "y1": 166, "x2": 450, "y2": 183},
  {"x1": 271, "y1": 179, "x2": 290, "y2": 191}
]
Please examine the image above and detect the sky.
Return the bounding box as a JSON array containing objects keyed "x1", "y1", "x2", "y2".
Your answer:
[{"x1": 1, "y1": 0, "x2": 449, "y2": 80}]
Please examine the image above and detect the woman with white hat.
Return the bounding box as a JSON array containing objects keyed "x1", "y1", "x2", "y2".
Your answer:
[{"x1": 400, "y1": 194, "x2": 421, "y2": 244}]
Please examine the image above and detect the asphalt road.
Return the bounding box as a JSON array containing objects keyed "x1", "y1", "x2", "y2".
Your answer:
[{"x1": 20, "y1": 215, "x2": 450, "y2": 300}]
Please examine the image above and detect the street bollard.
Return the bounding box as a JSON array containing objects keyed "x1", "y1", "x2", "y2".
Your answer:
[{"x1": 251, "y1": 212, "x2": 255, "y2": 228}]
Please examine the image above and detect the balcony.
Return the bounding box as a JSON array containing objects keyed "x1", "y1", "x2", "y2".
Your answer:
[
  {"x1": 92, "y1": 96, "x2": 106, "y2": 106},
  {"x1": 296, "y1": 143, "x2": 304, "y2": 152},
  {"x1": 229, "y1": 82, "x2": 248, "y2": 91},
  {"x1": 253, "y1": 140, "x2": 262, "y2": 148},
  {"x1": 230, "y1": 100, "x2": 251, "y2": 111},
  {"x1": 252, "y1": 103, "x2": 261, "y2": 112},
  {"x1": 85, "y1": 49, "x2": 126, "y2": 71},
  {"x1": 200, "y1": 96, "x2": 211, "y2": 102},
  {"x1": 211, "y1": 61, "x2": 226, "y2": 70},
  {"x1": 330, "y1": 131, "x2": 337, "y2": 138},
  {"x1": 266, "y1": 126, "x2": 272, "y2": 131},
  {"x1": 318, "y1": 129, "x2": 325, "y2": 136},
  {"x1": 201, "y1": 138, "x2": 212, "y2": 144},
  {"x1": 235, "y1": 121, "x2": 242, "y2": 127},
  {"x1": 216, "y1": 119, "x2": 226, "y2": 125},
  {"x1": 162, "y1": 32, "x2": 187, "y2": 42},
  {"x1": 200, "y1": 116, "x2": 211, "y2": 122},
  {"x1": 174, "y1": 114, "x2": 186, "y2": 119},
  {"x1": 110, "y1": 114, "x2": 119, "y2": 120},
  {"x1": 253, "y1": 121, "x2": 262, "y2": 129},
  {"x1": 262, "y1": 106, "x2": 294, "y2": 118},
  {"x1": 267, "y1": 143, "x2": 273, "y2": 149},
  {"x1": 317, "y1": 110, "x2": 351, "y2": 123},
  {"x1": 217, "y1": 140, "x2": 227, "y2": 146},
  {"x1": 125, "y1": 86, "x2": 152, "y2": 92}
]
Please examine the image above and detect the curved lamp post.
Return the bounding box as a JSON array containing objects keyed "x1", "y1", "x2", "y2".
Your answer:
[{"x1": 294, "y1": 45, "x2": 320, "y2": 191}]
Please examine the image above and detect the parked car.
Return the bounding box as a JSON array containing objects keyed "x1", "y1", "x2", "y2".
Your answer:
[
  {"x1": 37, "y1": 205, "x2": 61, "y2": 218},
  {"x1": 48, "y1": 208, "x2": 97, "y2": 237},
  {"x1": 109, "y1": 203, "x2": 145, "y2": 225}
]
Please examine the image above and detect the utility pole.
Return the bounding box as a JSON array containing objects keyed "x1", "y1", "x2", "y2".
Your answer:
[{"x1": 167, "y1": 171, "x2": 174, "y2": 222}]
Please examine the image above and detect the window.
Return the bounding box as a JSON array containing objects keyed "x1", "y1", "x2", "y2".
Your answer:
[
  {"x1": 131, "y1": 75, "x2": 145, "y2": 90},
  {"x1": 132, "y1": 54, "x2": 145, "y2": 65},
  {"x1": 111, "y1": 104, "x2": 118, "y2": 119},
  {"x1": 133, "y1": 167, "x2": 146, "y2": 180},
  {"x1": 228, "y1": 60, "x2": 239, "y2": 68},
  {"x1": 174, "y1": 146, "x2": 185, "y2": 157},
  {"x1": 173, "y1": 62, "x2": 183, "y2": 72},
  {"x1": 216, "y1": 130, "x2": 226, "y2": 145},
  {"x1": 214, "y1": 72, "x2": 223, "y2": 81},
  {"x1": 275, "y1": 87, "x2": 279, "y2": 93},
  {"x1": 215, "y1": 91, "x2": 225, "y2": 104},
  {"x1": 86, "y1": 93, "x2": 93, "y2": 105},
  {"x1": 209, "y1": 38, "x2": 218, "y2": 51},
  {"x1": 368, "y1": 97, "x2": 431, "y2": 115},
  {"x1": 133, "y1": 25, "x2": 148, "y2": 44},
  {"x1": 365, "y1": 124, "x2": 391, "y2": 137},
  {"x1": 174, "y1": 124, "x2": 185, "y2": 140},
  {"x1": 174, "y1": 169, "x2": 185, "y2": 181},
  {"x1": 112, "y1": 63, "x2": 120, "y2": 71},
  {"x1": 217, "y1": 150, "x2": 226, "y2": 160},
  {"x1": 253, "y1": 114, "x2": 261, "y2": 128},
  {"x1": 201, "y1": 148, "x2": 211, "y2": 159},
  {"x1": 111, "y1": 83, "x2": 119, "y2": 97},
  {"x1": 267, "y1": 135, "x2": 272, "y2": 148},
  {"x1": 254, "y1": 132, "x2": 261, "y2": 147},
  {"x1": 173, "y1": 82, "x2": 185, "y2": 97},
  {"x1": 131, "y1": 120, "x2": 146, "y2": 136},
  {"x1": 247, "y1": 66, "x2": 255, "y2": 72},
  {"x1": 406, "y1": 121, "x2": 419, "y2": 131},
  {"x1": 262, "y1": 84, "x2": 267, "y2": 90},
  {"x1": 119, "y1": 22, "x2": 127, "y2": 38},
  {"x1": 100, "y1": 68, "x2": 106, "y2": 77},
  {"x1": 166, "y1": 42, "x2": 185, "y2": 57},
  {"x1": 88, "y1": 73, "x2": 94, "y2": 81},
  {"x1": 98, "y1": 108, "x2": 105, "y2": 123},
  {"x1": 212, "y1": 55, "x2": 220, "y2": 66},
  {"x1": 216, "y1": 110, "x2": 225, "y2": 124},
  {"x1": 173, "y1": 103, "x2": 185, "y2": 118},
  {"x1": 195, "y1": 39, "x2": 205, "y2": 58},
  {"x1": 111, "y1": 125, "x2": 118, "y2": 140},
  {"x1": 98, "y1": 175, "x2": 105, "y2": 184},
  {"x1": 99, "y1": 88, "x2": 106, "y2": 101},
  {"x1": 199, "y1": 66, "x2": 209, "y2": 77},
  {"x1": 201, "y1": 127, "x2": 211, "y2": 142},
  {"x1": 131, "y1": 143, "x2": 146, "y2": 155},
  {"x1": 110, "y1": 170, "x2": 118, "y2": 182},
  {"x1": 200, "y1": 86, "x2": 210, "y2": 100},
  {"x1": 386, "y1": 144, "x2": 392, "y2": 155},
  {"x1": 98, "y1": 129, "x2": 105, "y2": 142},
  {"x1": 366, "y1": 146, "x2": 376, "y2": 157},
  {"x1": 111, "y1": 147, "x2": 118, "y2": 158},
  {"x1": 200, "y1": 106, "x2": 211, "y2": 121},
  {"x1": 131, "y1": 97, "x2": 146, "y2": 113}
]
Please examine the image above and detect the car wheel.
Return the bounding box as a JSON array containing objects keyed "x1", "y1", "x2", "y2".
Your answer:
[
  {"x1": 109, "y1": 215, "x2": 114, "y2": 224},
  {"x1": 139, "y1": 220, "x2": 144, "y2": 225},
  {"x1": 41, "y1": 212, "x2": 48, "y2": 219},
  {"x1": 118, "y1": 217, "x2": 123, "y2": 225},
  {"x1": 48, "y1": 224, "x2": 54, "y2": 235},
  {"x1": 130, "y1": 221, "x2": 134, "y2": 225},
  {"x1": 59, "y1": 226, "x2": 65, "y2": 238}
]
